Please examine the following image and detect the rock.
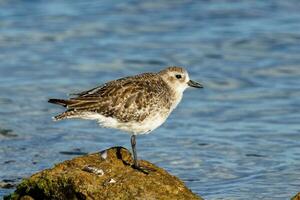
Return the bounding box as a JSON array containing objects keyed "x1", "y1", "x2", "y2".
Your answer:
[
  {"x1": 5, "y1": 147, "x2": 202, "y2": 200},
  {"x1": 292, "y1": 192, "x2": 300, "y2": 200},
  {"x1": 0, "y1": 128, "x2": 17, "y2": 138},
  {"x1": 0, "y1": 181, "x2": 15, "y2": 189}
]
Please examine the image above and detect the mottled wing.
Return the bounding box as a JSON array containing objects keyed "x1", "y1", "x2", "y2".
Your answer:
[
  {"x1": 70, "y1": 76, "x2": 130, "y2": 97},
  {"x1": 63, "y1": 73, "x2": 171, "y2": 122}
]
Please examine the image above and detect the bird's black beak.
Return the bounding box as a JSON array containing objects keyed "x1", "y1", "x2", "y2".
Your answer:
[{"x1": 187, "y1": 80, "x2": 203, "y2": 88}]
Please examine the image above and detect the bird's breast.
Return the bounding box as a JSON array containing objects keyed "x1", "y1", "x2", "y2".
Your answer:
[{"x1": 169, "y1": 92, "x2": 183, "y2": 111}]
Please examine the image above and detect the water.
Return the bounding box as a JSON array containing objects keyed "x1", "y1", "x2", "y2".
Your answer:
[{"x1": 0, "y1": 0, "x2": 300, "y2": 199}]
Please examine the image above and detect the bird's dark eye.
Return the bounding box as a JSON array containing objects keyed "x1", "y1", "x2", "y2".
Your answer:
[{"x1": 175, "y1": 74, "x2": 182, "y2": 79}]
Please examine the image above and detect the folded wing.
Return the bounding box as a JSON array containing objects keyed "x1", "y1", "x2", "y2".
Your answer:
[{"x1": 49, "y1": 73, "x2": 171, "y2": 122}]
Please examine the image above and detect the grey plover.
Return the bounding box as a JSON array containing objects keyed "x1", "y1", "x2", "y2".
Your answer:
[{"x1": 48, "y1": 66, "x2": 203, "y2": 169}]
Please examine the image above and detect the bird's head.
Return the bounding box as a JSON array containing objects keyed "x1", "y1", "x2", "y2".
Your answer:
[{"x1": 158, "y1": 66, "x2": 203, "y2": 94}]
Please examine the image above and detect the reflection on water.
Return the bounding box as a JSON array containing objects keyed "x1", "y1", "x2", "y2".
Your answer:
[{"x1": 1, "y1": 0, "x2": 300, "y2": 199}]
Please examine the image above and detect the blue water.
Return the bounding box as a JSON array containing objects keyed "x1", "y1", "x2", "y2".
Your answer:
[{"x1": 1, "y1": 1, "x2": 300, "y2": 199}]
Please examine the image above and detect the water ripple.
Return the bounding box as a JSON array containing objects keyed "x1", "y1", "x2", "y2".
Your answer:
[{"x1": 1, "y1": 0, "x2": 300, "y2": 199}]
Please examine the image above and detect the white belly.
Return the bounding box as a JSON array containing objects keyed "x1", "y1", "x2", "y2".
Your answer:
[{"x1": 76, "y1": 112, "x2": 168, "y2": 135}]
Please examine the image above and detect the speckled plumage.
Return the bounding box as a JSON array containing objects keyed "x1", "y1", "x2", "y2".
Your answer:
[
  {"x1": 49, "y1": 66, "x2": 202, "y2": 135},
  {"x1": 58, "y1": 73, "x2": 172, "y2": 123},
  {"x1": 49, "y1": 66, "x2": 203, "y2": 169}
]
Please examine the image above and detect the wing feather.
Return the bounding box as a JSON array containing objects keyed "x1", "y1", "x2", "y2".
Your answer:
[{"x1": 57, "y1": 73, "x2": 172, "y2": 122}]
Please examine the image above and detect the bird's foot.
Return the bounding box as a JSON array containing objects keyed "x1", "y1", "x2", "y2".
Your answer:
[{"x1": 132, "y1": 163, "x2": 155, "y2": 174}]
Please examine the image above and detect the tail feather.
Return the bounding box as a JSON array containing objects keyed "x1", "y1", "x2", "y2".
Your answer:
[
  {"x1": 49, "y1": 98, "x2": 96, "y2": 121},
  {"x1": 48, "y1": 99, "x2": 71, "y2": 107},
  {"x1": 53, "y1": 110, "x2": 78, "y2": 121},
  {"x1": 48, "y1": 98, "x2": 78, "y2": 121}
]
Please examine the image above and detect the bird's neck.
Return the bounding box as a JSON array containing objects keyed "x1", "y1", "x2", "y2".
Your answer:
[{"x1": 169, "y1": 89, "x2": 184, "y2": 111}]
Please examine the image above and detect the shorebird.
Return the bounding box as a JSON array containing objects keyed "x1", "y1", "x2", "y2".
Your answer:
[{"x1": 48, "y1": 66, "x2": 203, "y2": 170}]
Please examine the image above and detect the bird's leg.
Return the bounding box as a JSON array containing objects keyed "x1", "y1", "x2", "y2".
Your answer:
[
  {"x1": 131, "y1": 135, "x2": 139, "y2": 168},
  {"x1": 130, "y1": 134, "x2": 154, "y2": 174}
]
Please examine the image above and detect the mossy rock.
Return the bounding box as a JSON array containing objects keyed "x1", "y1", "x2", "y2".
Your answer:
[
  {"x1": 292, "y1": 192, "x2": 300, "y2": 200},
  {"x1": 5, "y1": 147, "x2": 202, "y2": 200}
]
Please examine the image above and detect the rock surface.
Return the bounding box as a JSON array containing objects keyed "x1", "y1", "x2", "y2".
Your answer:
[
  {"x1": 292, "y1": 192, "x2": 300, "y2": 200},
  {"x1": 5, "y1": 147, "x2": 202, "y2": 200}
]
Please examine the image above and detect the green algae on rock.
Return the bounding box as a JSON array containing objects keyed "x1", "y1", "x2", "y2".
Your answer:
[{"x1": 5, "y1": 147, "x2": 202, "y2": 200}]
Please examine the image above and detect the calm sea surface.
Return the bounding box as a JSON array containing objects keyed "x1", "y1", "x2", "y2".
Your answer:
[{"x1": 1, "y1": 1, "x2": 300, "y2": 199}]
